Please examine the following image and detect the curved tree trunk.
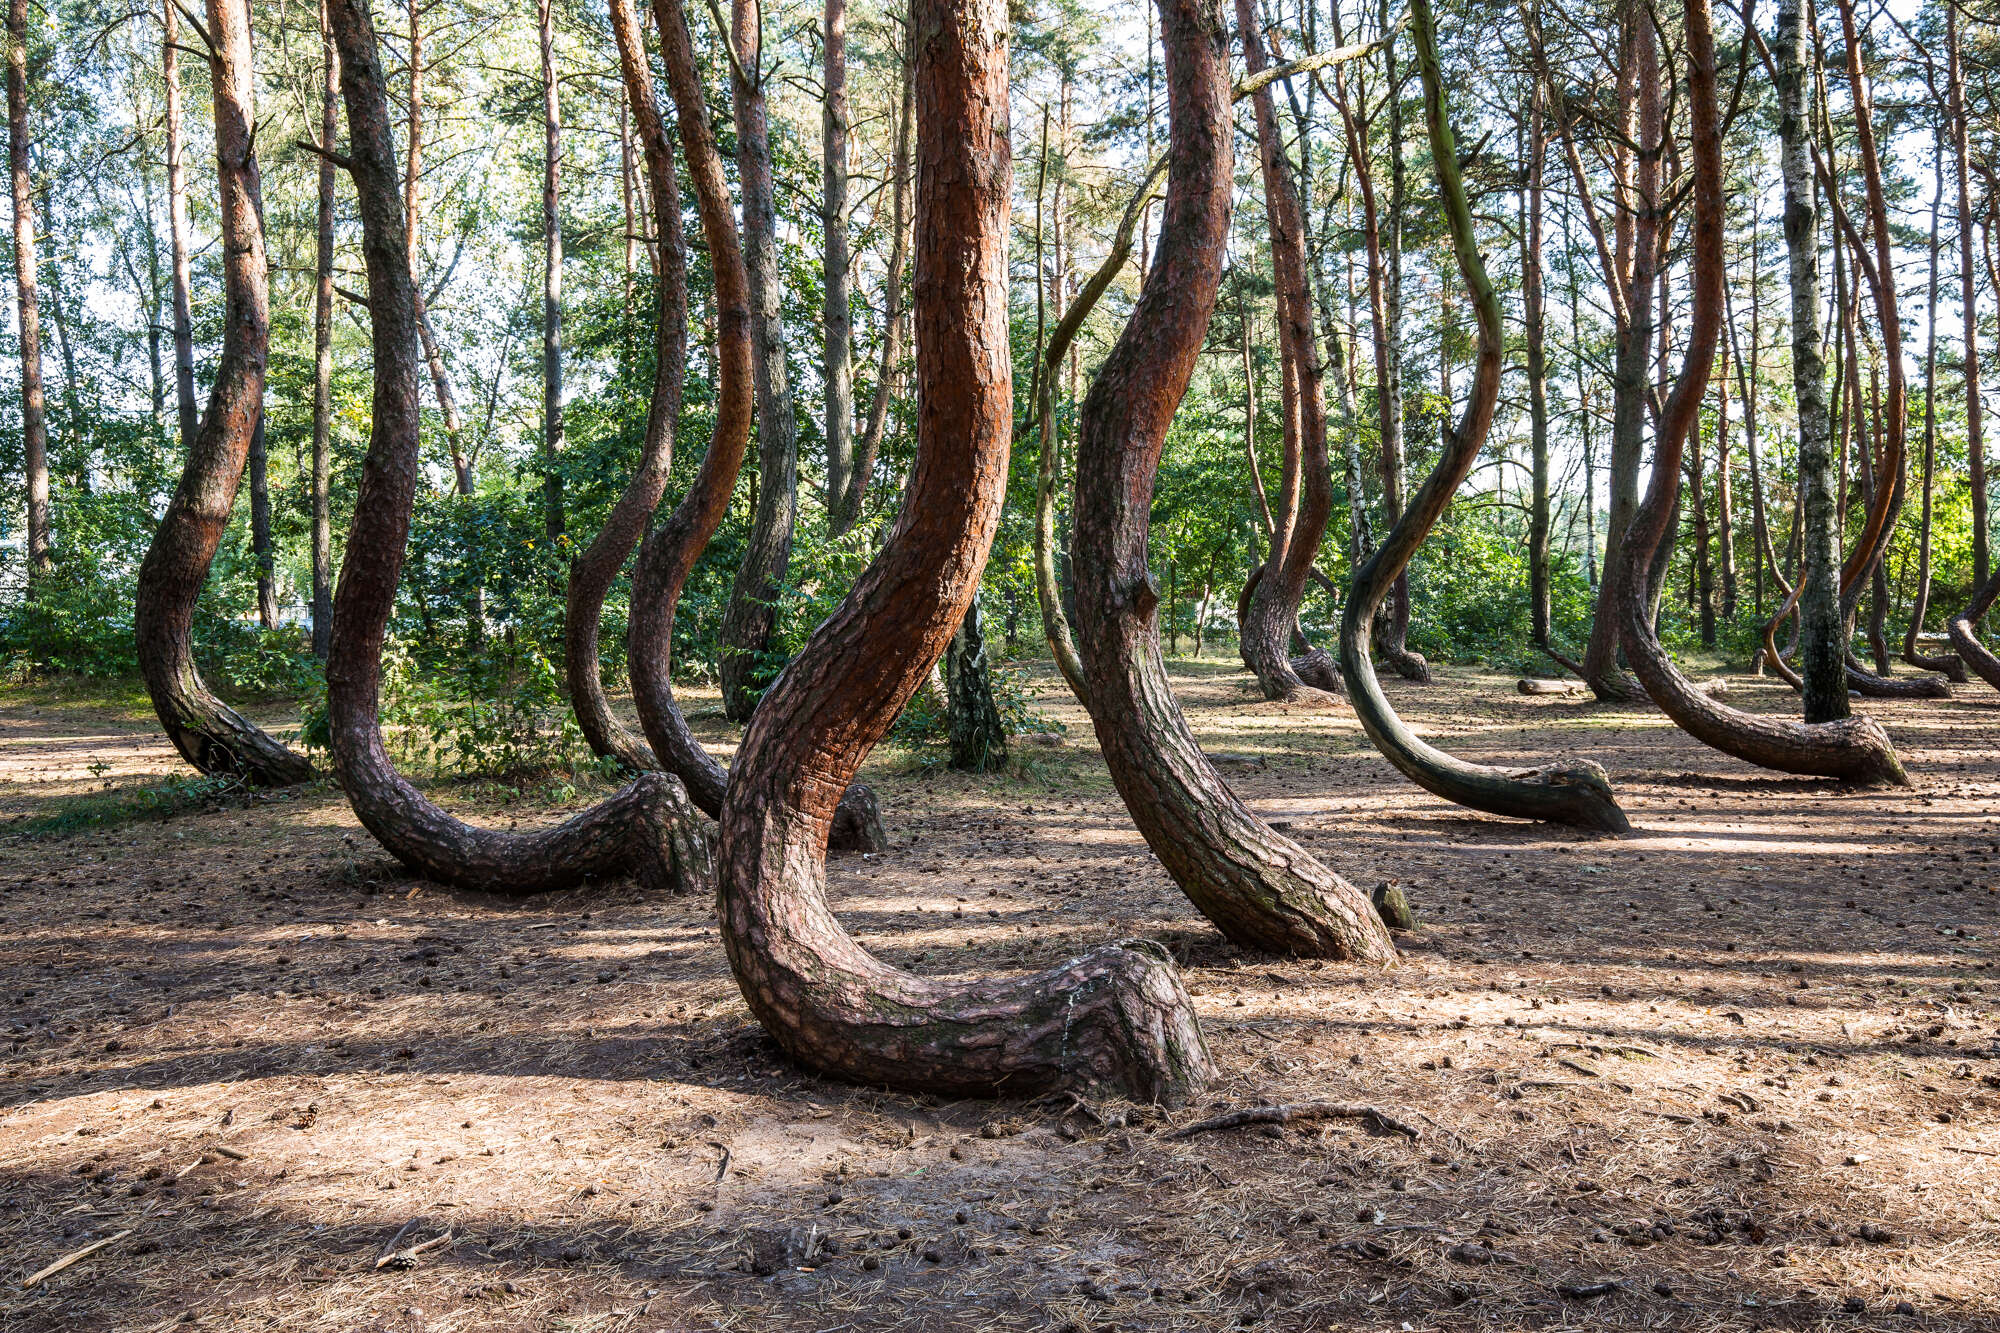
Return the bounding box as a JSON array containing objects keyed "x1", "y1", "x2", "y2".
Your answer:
[
  {"x1": 1336, "y1": 0, "x2": 1626, "y2": 834},
  {"x1": 711, "y1": 0, "x2": 1211, "y2": 1103},
  {"x1": 716, "y1": 0, "x2": 800, "y2": 723},
  {"x1": 1947, "y1": 568, "x2": 2000, "y2": 691},
  {"x1": 132, "y1": 0, "x2": 314, "y2": 788},
  {"x1": 322, "y1": 0, "x2": 712, "y2": 896},
  {"x1": 624, "y1": 0, "x2": 883, "y2": 855},
  {"x1": 1615, "y1": 0, "x2": 1904, "y2": 788},
  {"x1": 1070, "y1": 0, "x2": 1392, "y2": 961},
  {"x1": 567, "y1": 0, "x2": 690, "y2": 773},
  {"x1": 1237, "y1": 0, "x2": 1335, "y2": 703}
]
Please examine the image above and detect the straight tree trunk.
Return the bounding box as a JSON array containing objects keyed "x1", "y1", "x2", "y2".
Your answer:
[
  {"x1": 821, "y1": 0, "x2": 856, "y2": 532},
  {"x1": 1905, "y1": 134, "x2": 1964, "y2": 680},
  {"x1": 844, "y1": 20, "x2": 912, "y2": 532},
  {"x1": 717, "y1": 0, "x2": 802, "y2": 721},
  {"x1": 1521, "y1": 77, "x2": 1552, "y2": 655},
  {"x1": 320, "y1": 0, "x2": 713, "y2": 896},
  {"x1": 133, "y1": 0, "x2": 313, "y2": 786},
  {"x1": 1715, "y1": 336, "x2": 1736, "y2": 618},
  {"x1": 1336, "y1": 0, "x2": 1626, "y2": 833},
  {"x1": 1688, "y1": 414, "x2": 1714, "y2": 646},
  {"x1": 538, "y1": 0, "x2": 565, "y2": 540},
  {"x1": 406, "y1": 0, "x2": 470, "y2": 493},
  {"x1": 1950, "y1": 3, "x2": 1988, "y2": 640},
  {"x1": 1031, "y1": 107, "x2": 1089, "y2": 699},
  {"x1": 311, "y1": 0, "x2": 337, "y2": 660},
  {"x1": 163, "y1": 0, "x2": 198, "y2": 454},
  {"x1": 710, "y1": 0, "x2": 1212, "y2": 1103},
  {"x1": 249, "y1": 412, "x2": 278, "y2": 628},
  {"x1": 8, "y1": 0, "x2": 48, "y2": 584},
  {"x1": 945, "y1": 595, "x2": 1005, "y2": 771},
  {"x1": 1372, "y1": 0, "x2": 1420, "y2": 680}
]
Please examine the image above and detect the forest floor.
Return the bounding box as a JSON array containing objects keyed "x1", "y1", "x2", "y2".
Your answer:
[{"x1": 0, "y1": 659, "x2": 1997, "y2": 1333}]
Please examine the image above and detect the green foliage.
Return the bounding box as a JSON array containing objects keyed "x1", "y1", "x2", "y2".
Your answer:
[{"x1": 17, "y1": 771, "x2": 250, "y2": 840}]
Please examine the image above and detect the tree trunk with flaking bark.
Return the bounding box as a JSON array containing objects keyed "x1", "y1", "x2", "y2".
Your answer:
[
  {"x1": 821, "y1": 0, "x2": 856, "y2": 534},
  {"x1": 718, "y1": 0, "x2": 801, "y2": 722},
  {"x1": 1237, "y1": 0, "x2": 1335, "y2": 703},
  {"x1": 1338, "y1": 0, "x2": 1626, "y2": 834},
  {"x1": 1072, "y1": 0, "x2": 1392, "y2": 960},
  {"x1": 9, "y1": 0, "x2": 48, "y2": 585},
  {"x1": 567, "y1": 0, "x2": 690, "y2": 773},
  {"x1": 133, "y1": 0, "x2": 313, "y2": 788},
  {"x1": 311, "y1": 0, "x2": 338, "y2": 661},
  {"x1": 1616, "y1": 0, "x2": 1902, "y2": 787},
  {"x1": 321, "y1": 0, "x2": 712, "y2": 896},
  {"x1": 711, "y1": 0, "x2": 1211, "y2": 1103},
  {"x1": 624, "y1": 0, "x2": 883, "y2": 854}
]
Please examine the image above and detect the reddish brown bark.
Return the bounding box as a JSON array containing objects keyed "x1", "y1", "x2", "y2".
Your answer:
[
  {"x1": 133, "y1": 0, "x2": 313, "y2": 788},
  {"x1": 623, "y1": 0, "x2": 884, "y2": 853},
  {"x1": 1338, "y1": 0, "x2": 1626, "y2": 834},
  {"x1": 712, "y1": 0, "x2": 1209, "y2": 1102},
  {"x1": 323, "y1": 0, "x2": 711, "y2": 895},
  {"x1": 1070, "y1": 0, "x2": 1393, "y2": 960},
  {"x1": 1614, "y1": 0, "x2": 1904, "y2": 787},
  {"x1": 567, "y1": 0, "x2": 690, "y2": 773}
]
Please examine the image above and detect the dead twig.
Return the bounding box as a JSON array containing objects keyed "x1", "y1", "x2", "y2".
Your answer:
[
  {"x1": 1169, "y1": 1102, "x2": 1419, "y2": 1141},
  {"x1": 375, "y1": 1229, "x2": 453, "y2": 1270},
  {"x1": 22, "y1": 1229, "x2": 133, "y2": 1288}
]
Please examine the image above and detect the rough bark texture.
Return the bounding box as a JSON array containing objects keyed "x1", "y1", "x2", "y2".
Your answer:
[
  {"x1": 249, "y1": 413, "x2": 279, "y2": 629},
  {"x1": 1947, "y1": 568, "x2": 2000, "y2": 691},
  {"x1": 946, "y1": 597, "x2": 1007, "y2": 772},
  {"x1": 717, "y1": 0, "x2": 801, "y2": 723},
  {"x1": 1950, "y1": 4, "x2": 1987, "y2": 636},
  {"x1": 132, "y1": 0, "x2": 314, "y2": 789},
  {"x1": 8, "y1": 0, "x2": 48, "y2": 584},
  {"x1": 1237, "y1": 0, "x2": 1335, "y2": 703},
  {"x1": 323, "y1": 0, "x2": 712, "y2": 897},
  {"x1": 1615, "y1": 0, "x2": 1903, "y2": 788},
  {"x1": 567, "y1": 0, "x2": 690, "y2": 773},
  {"x1": 821, "y1": 0, "x2": 856, "y2": 533},
  {"x1": 310, "y1": 0, "x2": 337, "y2": 661},
  {"x1": 623, "y1": 0, "x2": 884, "y2": 855},
  {"x1": 1337, "y1": 0, "x2": 1626, "y2": 835},
  {"x1": 163, "y1": 0, "x2": 198, "y2": 454},
  {"x1": 1072, "y1": 0, "x2": 1394, "y2": 961},
  {"x1": 539, "y1": 0, "x2": 565, "y2": 541},
  {"x1": 712, "y1": 0, "x2": 1211, "y2": 1103},
  {"x1": 1774, "y1": 0, "x2": 1845, "y2": 720}
]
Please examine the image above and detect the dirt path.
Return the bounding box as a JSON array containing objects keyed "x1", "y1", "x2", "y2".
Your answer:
[{"x1": 0, "y1": 663, "x2": 1995, "y2": 1331}]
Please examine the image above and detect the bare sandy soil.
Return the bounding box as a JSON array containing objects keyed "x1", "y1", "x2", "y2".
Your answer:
[{"x1": 0, "y1": 662, "x2": 1996, "y2": 1332}]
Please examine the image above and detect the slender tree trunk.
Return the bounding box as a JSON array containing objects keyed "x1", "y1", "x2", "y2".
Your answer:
[
  {"x1": 567, "y1": 0, "x2": 691, "y2": 772},
  {"x1": 249, "y1": 412, "x2": 278, "y2": 628},
  {"x1": 133, "y1": 0, "x2": 313, "y2": 785},
  {"x1": 1521, "y1": 79, "x2": 1552, "y2": 654},
  {"x1": 1373, "y1": 0, "x2": 1420, "y2": 679},
  {"x1": 406, "y1": 0, "x2": 469, "y2": 493},
  {"x1": 1905, "y1": 134, "x2": 1964, "y2": 681},
  {"x1": 718, "y1": 0, "x2": 802, "y2": 721},
  {"x1": 623, "y1": 0, "x2": 883, "y2": 852},
  {"x1": 1336, "y1": 0, "x2": 1626, "y2": 833},
  {"x1": 821, "y1": 0, "x2": 856, "y2": 532},
  {"x1": 1715, "y1": 333, "x2": 1736, "y2": 618},
  {"x1": 1616, "y1": 0, "x2": 1901, "y2": 785},
  {"x1": 321, "y1": 0, "x2": 712, "y2": 895},
  {"x1": 538, "y1": 0, "x2": 565, "y2": 540},
  {"x1": 1950, "y1": 3, "x2": 1988, "y2": 639},
  {"x1": 946, "y1": 595, "x2": 1006, "y2": 771},
  {"x1": 8, "y1": 0, "x2": 48, "y2": 584},
  {"x1": 311, "y1": 0, "x2": 337, "y2": 661},
  {"x1": 1032, "y1": 107, "x2": 1088, "y2": 699},
  {"x1": 1774, "y1": 0, "x2": 1845, "y2": 720},
  {"x1": 1689, "y1": 414, "x2": 1714, "y2": 646},
  {"x1": 845, "y1": 21, "x2": 912, "y2": 532},
  {"x1": 163, "y1": 0, "x2": 198, "y2": 455},
  {"x1": 710, "y1": 0, "x2": 1212, "y2": 1103}
]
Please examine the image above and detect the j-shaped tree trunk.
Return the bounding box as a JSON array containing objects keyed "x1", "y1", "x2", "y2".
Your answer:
[
  {"x1": 1236, "y1": 0, "x2": 1337, "y2": 703},
  {"x1": 567, "y1": 0, "x2": 690, "y2": 773},
  {"x1": 712, "y1": 0, "x2": 1211, "y2": 1103},
  {"x1": 1337, "y1": 0, "x2": 1627, "y2": 834},
  {"x1": 8, "y1": 0, "x2": 48, "y2": 587},
  {"x1": 322, "y1": 0, "x2": 712, "y2": 895},
  {"x1": 310, "y1": 0, "x2": 337, "y2": 661},
  {"x1": 1071, "y1": 0, "x2": 1393, "y2": 961},
  {"x1": 717, "y1": 0, "x2": 801, "y2": 722},
  {"x1": 624, "y1": 0, "x2": 883, "y2": 854},
  {"x1": 1615, "y1": 0, "x2": 1904, "y2": 787},
  {"x1": 132, "y1": 0, "x2": 314, "y2": 788}
]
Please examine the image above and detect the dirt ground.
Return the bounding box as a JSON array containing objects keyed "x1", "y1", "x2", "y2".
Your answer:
[{"x1": 1, "y1": 661, "x2": 1996, "y2": 1333}]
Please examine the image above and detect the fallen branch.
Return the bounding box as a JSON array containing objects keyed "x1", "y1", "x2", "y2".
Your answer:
[
  {"x1": 375, "y1": 1229, "x2": 453, "y2": 1270},
  {"x1": 22, "y1": 1229, "x2": 133, "y2": 1289},
  {"x1": 1169, "y1": 1101, "x2": 1419, "y2": 1140}
]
